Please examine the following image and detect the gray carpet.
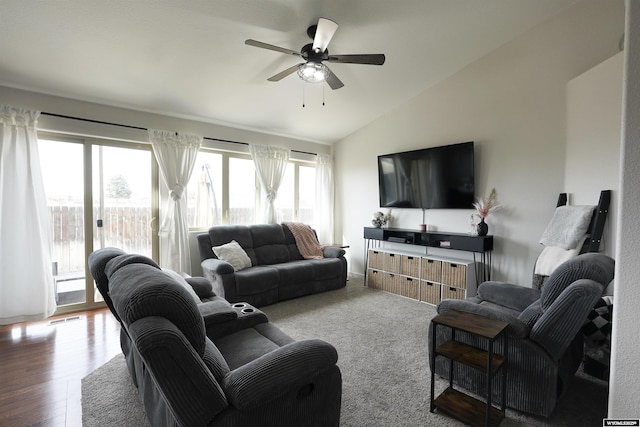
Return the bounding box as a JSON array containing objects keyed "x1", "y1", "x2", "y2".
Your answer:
[{"x1": 82, "y1": 278, "x2": 609, "y2": 426}]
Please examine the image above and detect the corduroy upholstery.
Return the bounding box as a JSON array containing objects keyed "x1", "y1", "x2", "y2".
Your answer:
[
  {"x1": 197, "y1": 224, "x2": 347, "y2": 306},
  {"x1": 429, "y1": 253, "x2": 615, "y2": 417},
  {"x1": 89, "y1": 248, "x2": 342, "y2": 427}
]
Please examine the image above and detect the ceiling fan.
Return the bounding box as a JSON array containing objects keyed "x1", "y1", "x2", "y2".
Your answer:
[{"x1": 245, "y1": 18, "x2": 385, "y2": 90}]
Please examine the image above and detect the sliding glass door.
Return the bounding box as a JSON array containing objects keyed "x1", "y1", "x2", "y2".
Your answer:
[{"x1": 39, "y1": 136, "x2": 157, "y2": 312}]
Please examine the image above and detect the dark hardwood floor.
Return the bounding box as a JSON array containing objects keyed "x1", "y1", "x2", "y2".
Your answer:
[{"x1": 0, "y1": 308, "x2": 121, "y2": 426}]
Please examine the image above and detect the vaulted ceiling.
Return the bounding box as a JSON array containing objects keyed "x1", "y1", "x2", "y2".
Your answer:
[{"x1": 1, "y1": 0, "x2": 577, "y2": 143}]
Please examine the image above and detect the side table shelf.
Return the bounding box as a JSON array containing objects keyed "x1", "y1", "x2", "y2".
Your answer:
[{"x1": 430, "y1": 310, "x2": 508, "y2": 427}]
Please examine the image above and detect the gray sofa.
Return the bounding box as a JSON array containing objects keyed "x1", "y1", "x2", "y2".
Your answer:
[
  {"x1": 429, "y1": 252, "x2": 615, "y2": 417},
  {"x1": 88, "y1": 248, "x2": 342, "y2": 427},
  {"x1": 197, "y1": 224, "x2": 347, "y2": 307}
]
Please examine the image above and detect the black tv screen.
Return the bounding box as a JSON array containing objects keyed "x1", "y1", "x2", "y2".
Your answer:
[{"x1": 378, "y1": 141, "x2": 475, "y2": 209}]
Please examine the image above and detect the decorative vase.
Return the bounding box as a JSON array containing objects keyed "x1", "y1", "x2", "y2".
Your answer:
[{"x1": 476, "y1": 218, "x2": 489, "y2": 236}]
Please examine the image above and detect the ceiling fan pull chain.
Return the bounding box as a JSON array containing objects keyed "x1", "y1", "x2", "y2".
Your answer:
[
  {"x1": 302, "y1": 84, "x2": 306, "y2": 108},
  {"x1": 322, "y1": 84, "x2": 325, "y2": 106}
]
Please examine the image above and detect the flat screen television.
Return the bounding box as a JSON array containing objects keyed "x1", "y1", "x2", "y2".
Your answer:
[{"x1": 378, "y1": 141, "x2": 475, "y2": 209}]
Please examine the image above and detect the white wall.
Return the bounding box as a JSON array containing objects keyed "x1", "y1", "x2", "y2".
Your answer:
[
  {"x1": 335, "y1": 0, "x2": 625, "y2": 286},
  {"x1": 0, "y1": 86, "x2": 331, "y2": 156},
  {"x1": 566, "y1": 52, "x2": 623, "y2": 275},
  {"x1": 609, "y1": 0, "x2": 640, "y2": 417}
]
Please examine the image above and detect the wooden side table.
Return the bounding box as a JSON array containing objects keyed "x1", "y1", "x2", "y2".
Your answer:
[{"x1": 430, "y1": 309, "x2": 508, "y2": 427}]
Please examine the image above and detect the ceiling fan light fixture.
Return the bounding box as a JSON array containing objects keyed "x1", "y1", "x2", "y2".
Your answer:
[{"x1": 297, "y1": 62, "x2": 328, "y2": 84}]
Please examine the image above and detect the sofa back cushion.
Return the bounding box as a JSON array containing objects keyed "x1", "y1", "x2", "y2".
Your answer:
[
  {"x1": 107, "y1": 258, "x2": 207, "y2": 357},
  {"x1": 205, "y1": 224, "x2": 294, "y2": 266},
  {"x1": 249, "y1": 224, "x2": 291, "y2": 265}
]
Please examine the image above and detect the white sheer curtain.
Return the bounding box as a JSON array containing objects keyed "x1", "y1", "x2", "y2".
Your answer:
[
  {"x1": 0, "y1": 105, "x2": 56, "y2": 324},
  {"x1": 250, "y1": 144, "x2": 290, "y2": 224},
  {"x1": 149, "y1": 129, "x2": 202, "y2": 273},
  {"x1": 315, "y1": 153, "x2": 334, "y2": 244}
]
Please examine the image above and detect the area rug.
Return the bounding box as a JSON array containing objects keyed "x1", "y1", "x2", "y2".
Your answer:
[{"x1": 82, "y1": 278, "x2": 608, "y2": 426}]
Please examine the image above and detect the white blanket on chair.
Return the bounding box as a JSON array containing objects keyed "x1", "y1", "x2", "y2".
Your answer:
[{"x1": 534, "y1": 235, "x2": 588, "y2": 276}]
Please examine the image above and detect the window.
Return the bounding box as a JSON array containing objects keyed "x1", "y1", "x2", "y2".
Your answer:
[
  {"x1": 187, "y1": 151, "x2": 223, "y2": 228},
  {"x1": 228, "y1": 156, "x2": 257, "y2": 224},
  {"x1": 186, "y1": 150, "x2": 316, "y2": 228}
]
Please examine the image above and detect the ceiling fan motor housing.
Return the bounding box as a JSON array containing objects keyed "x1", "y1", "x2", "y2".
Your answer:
[{"x1": 301, "y1": 43, "x2": 328, "y2": 62}]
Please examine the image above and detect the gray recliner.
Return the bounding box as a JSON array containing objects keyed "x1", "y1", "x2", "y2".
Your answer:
[{"x1": 429, "y1": 252, "x2": 615, "y2": 417}]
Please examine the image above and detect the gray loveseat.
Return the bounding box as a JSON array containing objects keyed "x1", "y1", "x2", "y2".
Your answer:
[
  {"x1": 197, "y1": 224, "x2": 347, "y2": 307},
  {"x1": 88, "y1": 248, "x2": 342, "y2": 427}
]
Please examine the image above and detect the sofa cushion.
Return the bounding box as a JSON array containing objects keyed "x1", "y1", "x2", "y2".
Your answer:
[
  {"x1": 234, "y1": 266, "x2": 279, "y2": 296},
  {"x1": 311, "y1": 258, "x2": 343, "y2": 280},
  {"x1": 250, "y1": 224, "x2": 291, "y2": 265},
  {"x1": 276, "y1": 261, "x2": 315, "y2": 286},
  {"x1": 213, "y1": 240, "x2": 252, "y2": 271},
  {"x1": 214, "y1": 328, "x2": 282, "y2": 370}
]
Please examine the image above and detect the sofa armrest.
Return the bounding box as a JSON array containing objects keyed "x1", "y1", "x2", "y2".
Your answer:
[
  {"x1": 322, "y1": 246, "x2": 345, "y2": 258},
  {"x1": 198, "y1": 298, "x2": 238, "y2": 324},
  {"x1": 185, "y1": 276, "x2": 216, "y2": 299},
  {"x1": 437, "y1": 298, "x2": 530, "y2": 339},
  {"x1": 222, "y1": 339, "x2": 338, "y2": 410},
  {"x1": 202, "y1": 258, "x2": 235, "y2": 275},
  {"x1": 477, "y1": 281, "x2": 541, "y2": 312}
]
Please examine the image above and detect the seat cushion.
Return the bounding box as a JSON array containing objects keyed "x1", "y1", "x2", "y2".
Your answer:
[
  {"x1": 275, "y1": 260, "x2": 315, "y2": 286},
  {"x1": 214, "y1": 328, "x2": 282, "y2": 370},
  {"x1": 234, "y1": 266, "x2": 279, "y2": 296},
  {"x1": 311, "y1": 258, "x2": 344, "y2": 280}
]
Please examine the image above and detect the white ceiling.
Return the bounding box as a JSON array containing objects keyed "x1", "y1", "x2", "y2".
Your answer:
[{"x1": 0, "y1": 0, "x2": 577, "y2": 144}]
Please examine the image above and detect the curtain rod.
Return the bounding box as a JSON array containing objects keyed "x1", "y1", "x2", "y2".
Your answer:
[{"x1": 40, "y1": 112, "x2": 318, "y2": 156}]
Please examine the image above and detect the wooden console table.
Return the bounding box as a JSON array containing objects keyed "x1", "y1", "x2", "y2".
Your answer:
[{"x1": 430, "y1": 309, "x2": 508, "y2": 427}]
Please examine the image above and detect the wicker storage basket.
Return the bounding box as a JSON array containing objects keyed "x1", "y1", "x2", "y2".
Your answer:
[
  {"x1": 401, "y1": 276, "x2": 419, "y2": 299},
  {"x1": 441, "y1": 285, "x2": 465, "y2": 300},
  {"x1": 401, "y1": 255, "x2": 420, "y2": 278},
  {"x1": 368, "y1": 250, "x2": 384, "y2": 270},
  {"x1": 383, "y1": 272, "x2": 402, "y2": 294},
  {"x1": 421, "y1": 259, "x2": 442, "y2": 282},
  {"x1": 420, "y1": 281, "x2": 440, "y2": 305},
  {"x1": 367, "y1": 269, "x2": 383, "y2": 289},
  {"x1": 384, "y1": 252, "x2": 401, "y2": 274},
  {"x1": 442, "y1": 262, "x2": 466, "y2": 288}
]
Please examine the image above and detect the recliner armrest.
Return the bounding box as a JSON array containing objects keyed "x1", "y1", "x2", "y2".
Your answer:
[
  {"x1": 222, "y1": 339, "x2": 338, "y2": 410},
  {"x1": 198, "y1": 298, "x2": 238, "y2": 324},
  {"x1": 322, "y1": 246, "x2": 345, "y2": 258},
  {"x1": 437, "y1": 298, "x2": 530, "y2": 339},
  {"x1": 477, "y1": 281, "x2": 541, "y2": 312}
]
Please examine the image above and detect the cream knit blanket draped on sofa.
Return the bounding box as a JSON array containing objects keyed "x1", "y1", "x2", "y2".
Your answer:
[{"x1": 283, "y1": 222, "x2": 324, "y2": 259}]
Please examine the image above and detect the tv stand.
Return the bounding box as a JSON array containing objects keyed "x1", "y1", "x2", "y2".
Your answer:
[{"x1": 364, "y1": 227, "x2": 493, "y2": 282}]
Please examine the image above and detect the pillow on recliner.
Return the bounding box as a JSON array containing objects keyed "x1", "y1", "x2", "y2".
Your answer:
[{"x1": 213, "y1": 240, "x2": 252, "y2": 271}]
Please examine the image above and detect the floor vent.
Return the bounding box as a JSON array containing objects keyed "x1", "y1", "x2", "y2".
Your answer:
[{"x1": 49, "y1": 315, "x2": 82, "y2": 325}]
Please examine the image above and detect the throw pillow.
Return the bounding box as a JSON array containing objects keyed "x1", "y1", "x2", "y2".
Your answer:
[
  {"x1": 162, "y1": 269, "x2": 202, "y2": 305},
  {"x1": 539, "y1": 205, "x2": 594, "y2": 250},
  {"x1": 212, "y1": 240, "x2": 252, "y2": 271}
]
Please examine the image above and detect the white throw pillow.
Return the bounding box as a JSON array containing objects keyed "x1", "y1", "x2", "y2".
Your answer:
[
  {"x1": 539, "y1": 205, "x2": 594, "y2": 250},
  {"x1": 162, "y1": 269, "x2": 202, "y2": 305},
  {"x1": 212, "y1": 240, "x2": 252, "y2": 271}
]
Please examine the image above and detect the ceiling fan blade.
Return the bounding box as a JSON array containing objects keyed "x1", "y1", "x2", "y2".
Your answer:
[
  {"x1": 245, "y1": 39, "x2": 301, "y2": 57},
  {"x1": 327, "y1": 54, "x2": 386, "y2": 65},
  {"x1": 324, "y1": 66, "x2": 344, "y2": 90},
  {"x1": 267, "y1": 63, "x2": 304, "y2": 82},
  {"x1": 312, "y1": 18, "x2": 338, "y2": 53}
]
